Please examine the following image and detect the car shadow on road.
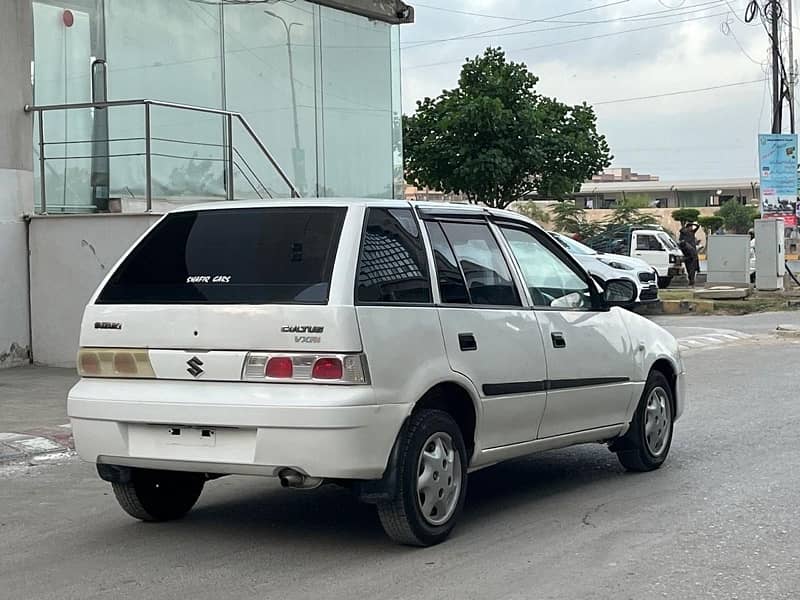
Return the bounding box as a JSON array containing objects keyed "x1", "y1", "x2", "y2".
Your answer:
[{"x1": 99, "y1": 444, "x2": 644, "y2": 553}]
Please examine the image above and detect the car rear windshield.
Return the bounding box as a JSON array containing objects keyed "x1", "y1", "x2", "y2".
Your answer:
[{"x1": 96, "y1": 207, "x2": 346, "y2": 305}]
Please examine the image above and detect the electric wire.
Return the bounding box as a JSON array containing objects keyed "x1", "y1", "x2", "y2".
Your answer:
[
  {"x1": 592, "y1": 78, "x2": 767, "y2": 105},
  {"x1": 405, "y1": 10, "x2": 732, "y2": 70},
  {"x1": 403, "y1": 0, "x2": 731, "y2": 48}
]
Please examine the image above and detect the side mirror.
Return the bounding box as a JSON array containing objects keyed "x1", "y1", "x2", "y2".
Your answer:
[{"x1": 603, "y1": 278, "x2": 637, "y2": 306}]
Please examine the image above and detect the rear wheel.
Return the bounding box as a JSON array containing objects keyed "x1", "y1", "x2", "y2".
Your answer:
[
  {"x1": 657, "y1": 276, "x2": 672, "y2": 289},
  {"x1": 614, "y1": 371, "x2": 674, "y2": 472},
  {"x1": 111, "y1": 468, "x2": 205, "y2": 522},
  {"x1": 377, "y1": 410, "x2": 468, "y2": 546}
]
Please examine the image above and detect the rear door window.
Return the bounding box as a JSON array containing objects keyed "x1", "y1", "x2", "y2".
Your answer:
[
  {"x1": 439, "y1": 221, "x2": 521, "y2": 307},
  {"x1": 356, "y1": 207, "x2": 432, "y2": 304},
  {"x1": 97, "y1": 207, "x2": 346, "y2": 304},
  {"x1": 425, "y1": 221, "x2": 470, "y2": 304}
]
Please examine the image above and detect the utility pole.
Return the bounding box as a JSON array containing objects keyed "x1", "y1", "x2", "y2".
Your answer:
[
  {"x1": 789, "y1": 0, "x2": 796, "y2": 132},
  {"x1": 770, "y1": 0, "x2": 783, "y2": 133}
]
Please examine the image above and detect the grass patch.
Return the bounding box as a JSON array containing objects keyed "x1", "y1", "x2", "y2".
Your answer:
[
  {"x1": 711, "y1": 298, "x2": 795, "y2": 315},
  {"x1": 657, "y1": 289, "x2": 800, "y2": 315}
]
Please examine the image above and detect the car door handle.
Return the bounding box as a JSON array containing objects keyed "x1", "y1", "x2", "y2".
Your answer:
[
  {"x1": 458, "y1": 333, "x2": 477, "y2": 352},
  {"x1": 551, "y1": 332, "x2": 566, "y2": 349}
]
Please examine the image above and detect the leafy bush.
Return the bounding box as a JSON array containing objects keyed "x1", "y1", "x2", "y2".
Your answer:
[
  {"x1": 514, "y1": 201, "x2": 551, "y2": 225},
  {"x1": 671, "y1": 208, "x2": 700, "y2": 226},
  {"x1": 697, "y1": 215, "x2": 724, "y2": 235},
  {"x1": 717, "y1": 201, "x2": 759, "y2": 234}
]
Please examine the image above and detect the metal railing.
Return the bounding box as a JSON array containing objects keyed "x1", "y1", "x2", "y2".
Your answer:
[{"x1": 24, "y1": 99, "x2": 301, "y2": 214}]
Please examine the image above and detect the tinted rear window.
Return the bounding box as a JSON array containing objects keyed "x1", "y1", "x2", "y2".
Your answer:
[{"x1": 97, "y1": 207, "x2": 346, "y2": 304}]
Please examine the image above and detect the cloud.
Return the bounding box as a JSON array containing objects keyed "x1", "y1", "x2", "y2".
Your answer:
[{"x1": 401, "y1": 0, "x2": 774, "y2": 179}]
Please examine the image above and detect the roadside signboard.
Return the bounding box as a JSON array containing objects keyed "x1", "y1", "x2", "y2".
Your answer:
[{"x1": 758, "y1": 133, "x2": 798, "y2": 227}]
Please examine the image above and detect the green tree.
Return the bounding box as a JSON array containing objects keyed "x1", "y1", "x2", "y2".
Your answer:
[
  {"x1": 403, "y1": 47, "x2": 611, "y2": 209},
  {"x1": 514, "y1": 201, "x2": 551, "y2": 225},
  {"x1": 697, "y1": 215, "x2": 724, "y2": 236},
  {"x1": 671, "y1": 208, "x2": 700, "y2": 226},
  {"x1": 551, "y1": 200, "x2": 585, "y2": 234},
  {"x1": 717, "y1": 201, "x2": 759, "y2": 234},
  {"x1": 608, "y1": 196, "x2": 659, "y2": 227},
  {"x1": 550, "y1": 200, "x2": 603, "y2": 238}
]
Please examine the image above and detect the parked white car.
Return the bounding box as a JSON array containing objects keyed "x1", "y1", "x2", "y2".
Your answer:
[
  {"x1": 585, "y1": 228, "x2": 685, "y2": 288},
  {"x1": 549, "y1": 232, "x2": 659, "y2": 306},
  {"x1": 68, "y1": 199, "x2": 686, "y2": 546}
]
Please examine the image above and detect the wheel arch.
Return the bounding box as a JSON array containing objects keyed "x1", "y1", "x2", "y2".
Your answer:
[
  {"x1": 410, "y1": 381, "x2": 479, "y2": 461},
  {"x1": 355, "y1": 379, "x2": 479, "y2": 505},
  {"x1": 649, "y1": 358, "x2": 677, "y2": 416}
]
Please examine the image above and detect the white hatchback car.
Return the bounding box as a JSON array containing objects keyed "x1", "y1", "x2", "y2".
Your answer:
[
  {"x1": 549, "y1": 232, "x2": 659, "y2": 306},
  {"x1": 68, "y1": 199, "x2": 685, "y2": 546}
]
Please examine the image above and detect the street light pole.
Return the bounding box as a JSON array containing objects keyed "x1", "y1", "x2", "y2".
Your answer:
[{"x1": 264, "y1": 10, "x2": 306, "y2": 195}]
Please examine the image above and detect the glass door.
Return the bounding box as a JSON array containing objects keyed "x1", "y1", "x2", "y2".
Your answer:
[{"x1": 32, "y1": 0, "x2": 105, "y2": 212}]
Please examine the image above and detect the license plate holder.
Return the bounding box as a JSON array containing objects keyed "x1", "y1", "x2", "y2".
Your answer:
[{"x1": 165, "y1": 426, "x2": 216, "y2": 447}]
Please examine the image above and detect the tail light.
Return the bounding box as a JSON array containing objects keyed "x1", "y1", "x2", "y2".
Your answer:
[
  {"x1": 266, "y1": 357, "x2": 294, "y2": 379},
  {"x1": 244, "y1": 353, "x2": 369, "y2": 385},
  {"x1": 312, "y1": 357, "x2": 343, "y2": 380},
  {"x1": 77, "y1": 348, "x2": 155, "y2": 378}
]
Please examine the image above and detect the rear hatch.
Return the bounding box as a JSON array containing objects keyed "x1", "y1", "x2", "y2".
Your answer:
[{"x1": 79, "y1": 205, "x2": 362, "y2": 381}]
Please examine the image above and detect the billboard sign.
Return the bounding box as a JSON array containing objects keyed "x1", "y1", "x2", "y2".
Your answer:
[{"x1": 758, "y1": 133, "x2": 798, "y2": 227}]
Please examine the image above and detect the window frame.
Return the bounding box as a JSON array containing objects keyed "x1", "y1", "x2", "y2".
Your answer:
[
  {"x1": 353, "y1": 206, "x2": 435, "y2": 307},
  {"x1": 491, "y1": 216, "x2": 606, "y2": 313},
  {"x1": 418, "y1": 212, "x2": 525, "y2": 310}
]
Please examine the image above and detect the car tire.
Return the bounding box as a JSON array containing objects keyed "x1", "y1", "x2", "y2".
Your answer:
[
  {"x1": 657, "y1": 276, "x2": 672, "y2": 289},
  {"x1": 377, "y1": 409, "x2": 468, "y2": 546},
  {"x1": 111, "y1": 468, "x2": 205, "y2": 522},
  {"x1": 613, "y1": 370, "x2": 674, "y2": 472}
]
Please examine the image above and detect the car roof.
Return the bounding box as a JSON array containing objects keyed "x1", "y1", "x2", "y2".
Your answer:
[
  {"x1": 169, "y1": 198, "x2": 539, "y2": 227},
  {"x1": 170, "y1": 197, "x2": 411, "y2": 213}
]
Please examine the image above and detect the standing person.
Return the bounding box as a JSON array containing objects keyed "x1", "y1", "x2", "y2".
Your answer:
[{"x1": 679, "y1": 222, "x2": 700, "y2": 286}]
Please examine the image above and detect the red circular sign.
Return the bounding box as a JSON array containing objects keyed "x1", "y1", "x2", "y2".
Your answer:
[{"x1": 62, "y1": 9, "x2": 74, "y2": 27}]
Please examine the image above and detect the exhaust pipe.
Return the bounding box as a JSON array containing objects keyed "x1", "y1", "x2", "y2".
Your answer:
[{"x1": 278, "y1": 468, "x2": 323, "y2": 490}]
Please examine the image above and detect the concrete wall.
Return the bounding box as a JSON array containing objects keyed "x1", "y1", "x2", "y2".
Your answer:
[
  {"x1": 581, "y1": 207, "x2": 721, "y2": 246},
  {"x1": 0, "y1": 0, "x2": 34, "y2": 368},
  {"x1": 531, "y1": 205, "x2": 720, "y2": 247},
  {"x1": 29, "y1": 214, "x2": 160, "y2": 367}
]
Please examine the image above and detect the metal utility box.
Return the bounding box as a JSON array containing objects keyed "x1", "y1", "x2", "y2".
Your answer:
[
  {"x1": 755, "y1": 218, "x2": 786, "y2": 291},
  {"x1": 706, "y1": 234, "x2": 750, "y2": 286}
]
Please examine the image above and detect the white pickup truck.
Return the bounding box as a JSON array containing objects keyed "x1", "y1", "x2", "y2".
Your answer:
[{"x1": 585, "y1": 228, "x2": 685, "y2": 289}]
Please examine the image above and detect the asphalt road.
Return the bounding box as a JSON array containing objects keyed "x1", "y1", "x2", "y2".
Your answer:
[{"x1": 2, "y1": 328, "x2": 799, "y2": 599}]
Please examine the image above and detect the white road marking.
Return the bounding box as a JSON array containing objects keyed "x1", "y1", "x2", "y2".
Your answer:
[
  {"x1": 676, "y1": 329, "x2": 753, "y2": 352},
  {"x1": 15, "y1": 438, "x2": 62, "y2": 452}
]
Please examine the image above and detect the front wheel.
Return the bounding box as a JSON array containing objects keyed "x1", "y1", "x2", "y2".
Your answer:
[
  {"x1": 613, "y1": 371, "x2": 674, "y2": 472},
  {"x1": 111, "y1": 468, "x2": 205, "y2": 522},
  {"x1": 657, "y1": 276, "x2": 672, "y2": 289},
  {"x1": 377, "y1": 410, "x2": 468, "y2": 546}
]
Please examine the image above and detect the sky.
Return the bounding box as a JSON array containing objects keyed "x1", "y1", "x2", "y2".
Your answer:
[{"x1": 398, "y1": 0, "x2": 780, "y2": 181}]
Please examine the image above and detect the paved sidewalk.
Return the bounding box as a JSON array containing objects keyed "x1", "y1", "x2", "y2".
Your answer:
[{"x1": 0, "y1": 366, "x2": 77, "y2": 462}]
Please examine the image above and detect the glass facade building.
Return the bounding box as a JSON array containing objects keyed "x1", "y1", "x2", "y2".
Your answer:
[{"x1": 31, "y1": 0, "x2": 404, "y2": 212}]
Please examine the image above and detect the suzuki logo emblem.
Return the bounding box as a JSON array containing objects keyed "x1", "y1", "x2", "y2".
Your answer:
[{"x1": 186, "y1": 356, "x2": 204, "y2": 378}]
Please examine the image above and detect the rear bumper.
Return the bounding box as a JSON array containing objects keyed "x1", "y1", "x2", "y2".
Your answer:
[{"x1": 68, "y1": 379, "x2": 409, "y2": 480}]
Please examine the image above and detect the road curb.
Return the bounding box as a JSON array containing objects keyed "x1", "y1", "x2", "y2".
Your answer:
[
  {"x1": 659, "y1": 299, "x2": 715, "y2": 315},
  {"x1": 0, "y1": 424, "x2": 74, "y2": 463}
]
